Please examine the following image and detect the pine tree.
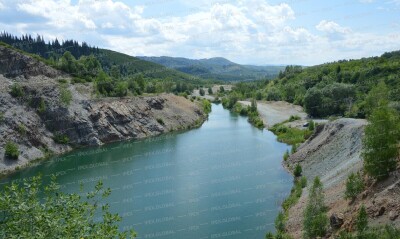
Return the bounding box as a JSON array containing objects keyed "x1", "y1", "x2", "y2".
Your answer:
[{"x1": 303, "y1": 176, "x2": 328, "y2": 239}]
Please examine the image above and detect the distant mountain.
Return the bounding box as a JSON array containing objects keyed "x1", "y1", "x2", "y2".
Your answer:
[{"x1": 138, "y1": 56, "x2": 286, "y2": 82}]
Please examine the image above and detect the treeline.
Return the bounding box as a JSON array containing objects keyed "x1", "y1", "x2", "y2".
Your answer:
[
  {"x1": 0, "y1": 32, "x2": 99, "y2": 60},
  {"x1": 226, "y1": 51, "x2": 400, "y2": 118}
]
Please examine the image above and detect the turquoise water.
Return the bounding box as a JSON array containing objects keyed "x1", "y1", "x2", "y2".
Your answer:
[{"x1": 2, "y1": 103, "x2": 292, "y2": 238}]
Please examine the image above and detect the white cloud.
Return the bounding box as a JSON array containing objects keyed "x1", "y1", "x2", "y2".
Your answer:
[
  {"x1": 316, "y1": 20, "x2": 351, "y2": 34},
  {"x1": 0, "y1": 0, "x2": 398, "y2": 65}
]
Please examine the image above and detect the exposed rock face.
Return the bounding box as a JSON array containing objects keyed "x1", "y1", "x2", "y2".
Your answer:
[
  {"x1": 0, "y1": 46, "x2": 206, "y2": 175},
  {"x1": 330, "y1": 213, "x2": 344, "y2": 229}
]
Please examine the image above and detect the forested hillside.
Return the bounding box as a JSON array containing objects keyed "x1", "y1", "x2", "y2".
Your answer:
[
  {"x1": 0, "y1": 32, "x2": 205, "y2": 83},
  {"x1": 139, "y1": 56, "x2": 285, "y2": 82},
  {"x1": 226, "y1": 50, "x2": 400, "y2": 118}
]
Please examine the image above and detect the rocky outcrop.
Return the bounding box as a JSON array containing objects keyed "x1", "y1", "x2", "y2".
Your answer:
[
  {"x1": 0, "y1": 46, "x2": 206, "y2": 175},
  {"x1": 283, "y1": 118, "x2": 400, "y2": 238}
]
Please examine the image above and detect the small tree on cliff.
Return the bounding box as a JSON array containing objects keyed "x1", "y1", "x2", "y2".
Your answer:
[{"x1": 303, "y1": 176, "x2": 328, "y2": 239}]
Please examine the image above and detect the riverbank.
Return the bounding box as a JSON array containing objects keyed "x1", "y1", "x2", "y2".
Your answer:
[{"x1": 0, "y1": 46, "x2": 207, "y2": 176}]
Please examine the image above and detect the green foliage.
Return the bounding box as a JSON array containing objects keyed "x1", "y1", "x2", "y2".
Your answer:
[
  {"x1": 357, "y1": 205, "x2": 368, "y2": 235},
  {"x1": 201, "y1": 99, "x2": 212, "y2": 114},
  {"x1": 0, "y1": 175, "x2": 137, "y2": 239},
  {"x1": 17, "y1": 124, "x2": 26, "y2": 135},
  {"x1": 59, "y1": 84, "x2": 72, "y2": 106},
  {"x1": 114, "y1": 81, "x2": 128, "y2": 97},
  {"x1": 288, "y1": 115, "x2": 300, "y2": 122},
  {"x1": 10, "y1": 83, "x2": 24, "y2": 98},
  {"x1": 208, "y1": 87, "x2": 213, "y2": 94},
  {"x1": 345, "y1": 172, "x2": 364, "y2": 200},
  {"x1": 37, "y1": 98, "x2": 46, "y2": 114},
  {"x1": 248, "y1": 110, "x2": 264, "y2": 128},
  {"x1": 275, "y1": 211, "x2": 286, "y2": 232},
  {"x1": 338, "y1": 225, "x2": 400, "y2": 239},
  {"x1": 300, "y1": 176, "x2": 307, "y2": 188},
  {"x1": 294, "y1": 164, "x2": 302, "y2": 177},
  {"x1": 283, "y1": 150, "x2": 289, "y2": 161},
  {"x1": 53, "y1": 134, "x2": 70, "y2": 144},
  {"x1": 282, "y1": 178, "x2": 304, "y2": 212},
  {"x1": 5, "y1": 141, "x2": 19, "y2": 159},
  {"x1": 291, "y1": 144, "x2": 297, "y2": 154},
  {"x1": 265, "y1": 232, "x2": 275, "y2": 239},
  {"x1": 270, "y1": 124, "x2": 312, "y2": 145},
  {"x1": 363, "y1": 102, "x2": 399, "y2": 180},
  {"x1": 303, "y1": 176, "x2": 328, "y2": 239},
  {"x1": 250, "y1": 99, "x2": 257, "y2": 112},
  {"x1": 219, "y1": 86, "x2": 225, "y2": 93},
  {"x1": 199, "y1": 88, "x2": 205, "y2": 96},
  {"x1": 156, "y1": 118, "x2": 165, "y2": 126},
  {"x1": 308, "y1": 120, "x2": 315, "y2": 131}
]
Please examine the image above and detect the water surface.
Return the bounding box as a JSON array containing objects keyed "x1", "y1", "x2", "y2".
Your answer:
[{"x1": 2, "y1": 103, "x2": 292, "y2": 238}]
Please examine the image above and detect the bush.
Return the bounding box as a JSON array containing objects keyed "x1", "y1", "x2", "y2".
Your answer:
[
  {"x1": 308, "y1": 120, "x2": 315, "y2": 131},
  {"x1": 289, "y1": 115, "x2": 300, "y2": 122},
  {"x1": 17, "y1": 124, "x2": 26, "y2": 135},
  {"x1": 37, "y1": 98, "x2": 46, "y2": 114},
  {"x1": 356, "y1": 205, "x2": 368, "y2": 235},
  {"x1": 202, "y1": 99, "x2": 212, "y2": 114},
  {"x1": 300, "y1": 176, "x2": 307, "y2": 188},
  {"x1": 199, "y1": 88, "x2": 205, "y2": 96},
  {"x1": 10, "y1": 83, "x2": 24, "y2": 98},
  {"x1": 59, "y1": 85, "x2": 72, "y2": 106},
  {"x1": 53, "y1": 134, "x2": 70, "y2": 144},
  {"x1": 291, "y1": 144, "x2": 297, "y2": 154},
  {"x1": 219, "y1": 86, "x2": 225, "y2": 93},
  {"x1": 0, "y1": 175, "x2": 137, "y2": 238},
  {"x1": 156, "y1": 118, "x2": 165, "y2": 125},
  {"x1": 344, "y1": 172, "x2": 364, "y2": 200},
  {"x1": 294, "y1": 164, "x2": 302, "y2": 177},
  {"x1": 5, "y1": 141, "x2": 19, "y2": 159},
  {"x1": 208, "y1": 87, "x2": 213, "y2": 95},
  {"x1": 275, "y1": 211, "x2": 286, "y2": 232},
  {"x1": 283, "y1": 150, "x2": 289, "y2": 161}
]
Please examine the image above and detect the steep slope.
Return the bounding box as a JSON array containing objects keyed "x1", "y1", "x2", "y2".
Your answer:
[
  {"x1": 0, "y1": 45, "x2": 206, "y2": 175},
  {"x1": 284, "y1": 119, "x2": 400, "y2": 238},
  {"x1": 138, "y1": 56, "x2": 285, "y2": 81}
]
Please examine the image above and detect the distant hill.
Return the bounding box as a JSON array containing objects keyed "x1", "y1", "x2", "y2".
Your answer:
[{"x1": 138, "y1": 56, "x2": 286, "y2": 82}]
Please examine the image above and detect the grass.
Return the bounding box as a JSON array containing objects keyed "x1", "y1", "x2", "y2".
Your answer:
[{"x1": 270, "y1": 123, "x2": 312, "y2": 145}]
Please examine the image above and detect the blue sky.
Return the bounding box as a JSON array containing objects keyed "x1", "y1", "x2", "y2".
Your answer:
[{"x1": 0, "y1": 0, "x2": 399, "y2": 65}]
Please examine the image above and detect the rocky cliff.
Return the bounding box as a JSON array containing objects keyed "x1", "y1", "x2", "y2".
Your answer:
[
  {"x1": 0, "y1": 45, "x2": 206, "y2": 175},
  {"x1": 284, "y1": 118, "x2": 400, "y2": 238}
]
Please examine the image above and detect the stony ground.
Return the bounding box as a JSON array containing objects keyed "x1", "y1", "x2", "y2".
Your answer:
[
  {"x1": 239, "y1": 100, "x2": 307, "y2": 128},
  {"x1": 284, "y1": 118, "x2": 400, "y2": 238},
  {"x1": 0, "y1": 46, "x2": 206, "y2": 176}
]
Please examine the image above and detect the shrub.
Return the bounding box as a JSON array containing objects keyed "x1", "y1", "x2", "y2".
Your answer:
[
  {"x1": 294, "y1": 164, "x2": 302, "y2": 177},
  {"x1": 38, "y1": 98, "x2": 46, "y2": 114},
  {"x1": 53, "y1": 134, "x2": 70, "y2": 144},
  {"x1": 275, "y1": 211, "x2": 286, "y2": 232},
  {"x1": 10, "y1": 83, "x2": 24, "y2": 98},
  {"x1": 308, "y1": 120, "x2": 315, "y2": 131},
  {"x1": 17, "y1": 124, "x2": 26, "y2": 135},
  {"x1": 283, "y1": 150, "x2": 289, "y2": 161},
  {"x1": 59, "y1": 85, "x2": 72, "y2": 106},
  {"x1": 202, "y1": 99, "x2": 212, "y2": 114},
  {"x1": 289, "y1": 115, "x2": 300, "y2": 122},
  {"x1": 5, "y1": 141, "x2": 19, "y2": 159},
  {"x1": 300, "y1": 176, "x2": 307, "y2": 188},
  {"x1": 199, "y1": 88, "x2": 205, "y2": 96},
  {"x1": 208, "y1": 87, "x2": 213, "y2": 94},
  {"x1": 156, "y1": 118, "x2": 165, "y2": 125},
  {"x1": 345, "y1": 172, "x2": 364, "y2": 200},
  {"x1": 219, "y1": 86, "x2": 225, "y2": 93},
  {"x1": 0, "y1": 175, "x2": 137, "y2": 238},
  {"x1": 291, "y1": 144, "x2": 297, "y2": 154}
]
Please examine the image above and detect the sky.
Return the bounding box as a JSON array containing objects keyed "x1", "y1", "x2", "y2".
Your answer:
[{"x1": 0, "y1": 0, "x2": 399, "y2": 65}]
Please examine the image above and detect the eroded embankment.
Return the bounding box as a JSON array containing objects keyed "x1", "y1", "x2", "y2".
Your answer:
[
  {"x1": 0, "y1": 45, "x2": 206, "y2": 175},
  {"x1": 284, "y1": 118, "x2": 400, "y2": 238}
]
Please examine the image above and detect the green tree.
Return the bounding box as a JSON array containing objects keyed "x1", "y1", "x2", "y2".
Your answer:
[
  {"x1": 59, "y1": 51, "x2": 77, "y2": 73},
  {"x1": 0, "y1": 175, "x2": 136, "y2": 239},
  {"x1": 250, "y1": 99, "x2": 257, "y2": 112},
  {"x1": 265, "y1": 232, "x2": 275, "y2": 239},
  {"x1": 10, "y1": 83, "x2": 24, "y2": 98},
  {"x1": 208, "y1": 87, "x2": 213, "y2": 95},
  {"x1": 5, "y1": 141, "x2": 19, "y2": 159},
  {"x1": 199, "y1": 88, "x2": 205, "y2": 96},
  {"x1": 294, "y1": 164, "x2": 302, "y2": 177},
  {"x1": 110, "y1": 65, "x2": 121, "y2": 79},
  {"x1": 96, "y1": 71, "x2": 114, "y2": 96},
  {"x1": 344, "y1": 172, "x2": 364, "y2": 200},
  {"x1": 303, "y1": 176, "x2": 328, "y2": 239},
  {"x1": 356, "y1": 205, "x2": 368, "y2": 235},
  {"x1": 219, "y1": 86, "x2": 225, "y2": 93},
  {"x1": 114, "y1": 81, "x2": 128, "y2": 97},
  {"x1": 363, "y1": 104, "x2": 399, "y2": 180}
]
